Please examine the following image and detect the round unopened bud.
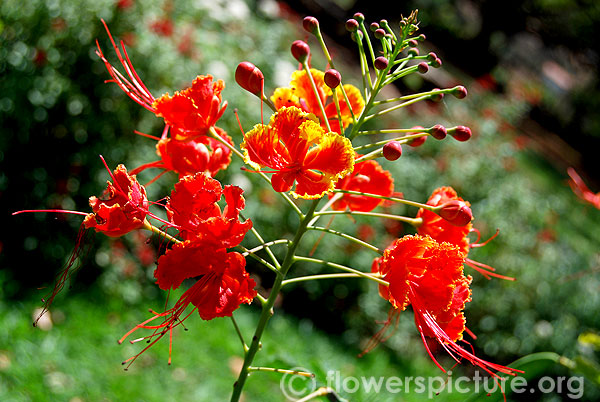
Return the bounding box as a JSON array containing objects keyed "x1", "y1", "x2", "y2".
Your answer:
[
  {"x1": 353, "y1": 12, "x2": 364, "y2": 23},
  {"x1": 449, "y1": 126, "x2": 472, "y2": 142},
  {"x1": 374, "y1": 56, "x2": 388, "y2": 70},
  {"x1": 427, "y1": 52, "x2": 437, "y2": 61},
  {"x1": 407, "y1": 126, "x2": 427, "y2": 147},
  {"x1": 431, "y1": 58, "x2": 442, "y2": 68},
  {"x1": 452, "y1": 85, "x2": 468, "y2": 99},
  {"x1": 430, "y1": 124, "x2": 447, "y2": 140},
  {"x1": 369, "y1": 22, "x2": 379, "y2": 32},
  {"x1": 417, "y1": 34, "x2": 426, "y2": 41},
  {"x1": 380, "y1": 19, "x2": 388, "y2": 26},
  {"x1": 417, "y1": 62, "x2": 429, "y2": 74},
  {"x1": 351, "y1": 30, "x2": 363, "y2": 42},
  {"x1": 303, "y1": 16, "x2": 319, "y2": 34},
  {"x1": 430, "y1": 88, "x2": 444, "y2": 102},
  {"x1": 408, "y1": 48, "x2": 419, "y2": 57},
  {"x1": 345, "y1": 19, "x2": 359, "y2": 32},
  {"x1": 291, "y1": 40, "x2": 310, "y2": 63},
  {"x1": 374, "y1": 28, "x2": 386, "y2": 39},
  {"x1": 235, "y1": 62, "x2": 264, "y2": 95},
  {"x1": 324, "y1": 69, "x2": 341, "y2": 89},
  {"x1": 408, "y1": 39, "x2": 418, "y2": 47},
  {"x1": 438, "y1": 200, "x2": 473, "y2": 226},
  {"x1": 383, "y1": 141, "x2": 403, "y2": 161}
]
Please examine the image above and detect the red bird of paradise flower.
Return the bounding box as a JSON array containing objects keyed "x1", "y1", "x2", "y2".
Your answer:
[
  {"x1": 367, "y1": 235, "x2": 521, "y2": 383},
  {"x1": 241, "y1": 106, "x2": 355, "y2": 199},
  {"x1": 416, "y1": 186, "x2": 514, "y2": 280}
]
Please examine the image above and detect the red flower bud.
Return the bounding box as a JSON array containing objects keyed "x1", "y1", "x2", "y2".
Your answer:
[
  {"x1": 408, "y1": 39, "x2": 418, "y2": 47},
  {"x1": 302, "y1": 16, "x2": 319, "y2": 34},
  {"x1": 431, "y1": 57, "x2": 442, "y2": 68},
  {"x1": 291, "y1": 40, "x2": 310, "y2": 63},
  {"x1": 452, "y1": 85, "x2": 468, "y2": 99},
  {"x1": 427, "y1": 52, "x2": 437, "y2": 61},
  {"x1": 353, "y1": 12, "x2": 364, "y2": 23},
  {"x1": 417, "y1": 34, "x2": 426, "y2": 41},
  {"x1": 345, "y1": 19, "x2": 359, "y2": 32},
  {"x1": 449, "y1": 126, "x2": 472, "y2": 142},
  {"x1": 408, "y1": 48, "x2": 419, "y2": 57},
  {"x1": 383, "y1": 141, "x2": 403, "y2": 161},
  {"x1": 417, "y1": 62, "x2": 429, "y2": 74},
  {"x1": 408, "y1": 126, "x2": 427, "y2": 147},
  {"x1": 374, "y1": 28, "x2": 386, "y2": 39},
  {"x1": 324, "y1": 69, "x2": 341, "y2": 89},
  {"x1": 374, "y1": 56, "x2": 389, "y2": 70},
  {"x1": 438, "y1": 200, "x2": 473, "y2": 226},
  {"x1": 430, "y1": 88, "x2": 444, "y2": 102},
  {"x1": 235, "y1": 62, "x2": 264, "y2": 95},
  {"x1": 430, "y1": 124, "x2": 447, "y2": 140},
  {"x1": 370, "y1": 22, "x2": 379, "y2": 32}
]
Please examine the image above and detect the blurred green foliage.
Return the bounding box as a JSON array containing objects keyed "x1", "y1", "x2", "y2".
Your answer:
[{"x1": 2, "y1": 0, "x2": 600, "y2": 400}]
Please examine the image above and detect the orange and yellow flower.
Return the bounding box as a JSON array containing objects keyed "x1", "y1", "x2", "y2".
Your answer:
[
  {"x1": 271, "y1": 69, "x2": 364, "y2": 134},
  {"x1": 241, "y1": 107, "x2": 355, "y2": 199}
]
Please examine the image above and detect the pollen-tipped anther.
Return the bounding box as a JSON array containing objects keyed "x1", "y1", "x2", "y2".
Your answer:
[
  {"x1": 324, "y1": 69, "x2": 342, "y2": 89},
  {"x1": 302, "y1": 16, "x2": 319, "y2": 34},
  {"x1": 438, "y1": 200, "x2": 473, "y2": 226},
  {"x1": 291, "y1": 40, "x2": 310, "y2": 63},
  {"x1": 383, "y1": 141, "x2": 403, "y2": 161},
  {"x1": 374, "y1": 56, "x2": 389, "y2": 70},
  {"x1": 235, "y1": 62, "x2": 264, "y2": 96}
]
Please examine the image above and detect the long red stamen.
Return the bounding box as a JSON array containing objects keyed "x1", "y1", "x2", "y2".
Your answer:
[
  {"x1": 33, "y1": 224, "x2": 94, "y2": 326},
  {"x1": 134, "y1": 130, "x2": 162, "y2": 141},
  {"x1": 470, "y1": 228, "x2": 499, "y2": 248},
  {"x1": 466, "y1": 258, "x2": 515, "y2": 281}
]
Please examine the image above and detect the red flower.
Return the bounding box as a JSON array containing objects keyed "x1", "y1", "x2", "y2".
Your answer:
[
  {"x1": 96, "y1": 22, "x2": 227, "y2": 141},
  {"x1": 271, "y1": 69, "x2": 364, "y2": 134},
  {"x1": 166, "y1": 173, "x2": 252, "y2": 246},
  {"x1": 83, "y1": 164, "x2": 148, "y2": 237},
  {"x1": 416, "y1": 187, "x2": 472, "y2": 254},
  {"x1": 331, "y1": 159, "x2": 394, "y2": 212},
  {"x1": 370, "y1": 235, "x2": 519, "y2": 379},
  {"x1": 567, "y1": 167, "x2": 600, "y2": 209},
  {"x1": 154, "y1": 242, "x2": 256, "y2": 319},
  {"x1": 120, "y1": 241, "x2": 256, "y2": 367},
  {"x1": 153, "y1": 75, "x2": 227, "y2": 141},
  {"x1": 131, "y1": 127, "x2": 233, "y2": 178},
  {"x1": 416, "y1": 187, "x2": 513, "y2": 280},
  {"x1": 241, "y1": 107, "x2": 355, "y2": 199}
]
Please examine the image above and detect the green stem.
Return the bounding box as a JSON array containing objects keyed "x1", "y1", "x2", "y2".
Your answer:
[
  {"x1": 247, "y1": 366, "x2": 314, "y2": 377},
  {"x1": 353, "y1": 133, "x2": 428, "y2": 153},
  {"x1": 241, "y1": 215, "x2": 282, "y2": 270},
  {"x1": 239, "y1": 246, "x2": 279, "y2": 275},
  {"x1": 306, "y1": 225, "x2": 382, "y2": 253},
  {"x1": 230, "y1": 315, "x2": 248, "y2": 353},
  {"x1": 363, "y1": 94, "x2": 430, "y2": 123},
  {"x1": 314, "y1": 210, "x2": 423, "y2": 227},
  {"x1": 230, "y1": 199, "x2": 320, "y2": 402},
  {"x1": 331, "y1": 189, "x2": 434, "y2": 212},
  {"x1": 284, "y1": 259, "x2": 388, "y2": 286},
  {"x1": 142, "y1": 220, "x2": 181, "y2": 244}
]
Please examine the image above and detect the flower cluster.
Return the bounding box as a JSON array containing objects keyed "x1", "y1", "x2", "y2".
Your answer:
[{"x1": 16, "y1": 10, "x2": 523, "y2": 400}]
